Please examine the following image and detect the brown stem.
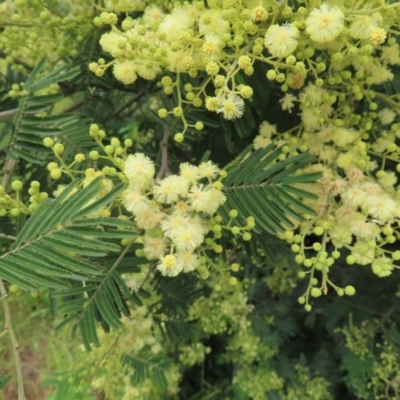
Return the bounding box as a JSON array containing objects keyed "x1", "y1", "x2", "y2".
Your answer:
[
  {"x1": 0, "y1": 280, "x2": 26, "y2": 400},
  {"x1": 156, "y1": 127, "x2": 171, "y2": 180}
]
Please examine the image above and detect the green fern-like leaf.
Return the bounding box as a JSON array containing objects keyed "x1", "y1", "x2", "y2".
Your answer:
[
  {"x1": 122, "y1": 346, "x2": 170, "y2": 389},
  {"x1": 221, "y1": 144, "x2": 322, "y2": 234},
  {"x1": 0, "y1": 177, "x2": 141, "y2": 348},
  {"x1": 0, "y1": 373, "x2": 12, "y2": 391},
  {"x1": 6, "y1": 58, "x2": 82, "y2": 163}
]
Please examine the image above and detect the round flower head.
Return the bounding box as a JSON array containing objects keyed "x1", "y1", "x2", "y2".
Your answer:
[
  {"x1": 176, "y1": 251, "x2": 199, "y2": 272},
  {"x1": 143, "y1": 236, "x2": 167, "y2": 260},
  {"x1": 113, "y1": 61, "x2": 138, "y2": 85},
  {"x1": 157, "y1": 254, "x2": 183, "y2": 277},
  {"x1": 134, "y1": 205, "x2": 165, "y2": 229},
  {"x1": 122, "y1": 188, "x2": 149, "y2": 214},
  {"x1": 153, "y1": 175, "x2": 189, "y2": 204},
  {"x1": 198, "y1": 161, "x2": 219, "y2": 179},
  {"x1": 264, "y1": 24, "x2": 299, "y2": 58},
  {"x1": 216, "y1": 94, "x2": 244, "y2": 120},
  {"x1": 171, "y1": 224, "x2": 205, "y2": 252},
  {"x1": 179, "y1": 163, "x2": 200, "y2": 183},
  {"x1": 305, "y1": 4, "x2": 344, "y2": 43},
  {"x1": 199, "y1": 10, "x2": 230, "y2": 37},
  {"x1": 99, "y1": 32, "x2": 127, "y2": 56},
  {"x1": 162, "y1": 212, "x2": 189, "y2": 237},
  {"x1": 349, "y1": 16, "x2": 375, "y2": 40},
  {"x1": 124, "y1": 153, "x2": 155, "y2": 190},
  {"x1": 379, "y1": 108, "x2": 396, "y2": 125}
]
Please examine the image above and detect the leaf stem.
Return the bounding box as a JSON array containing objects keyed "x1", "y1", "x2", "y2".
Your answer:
[{"x1": 0, "y1": 279, "x2": 27, "y2": 400}]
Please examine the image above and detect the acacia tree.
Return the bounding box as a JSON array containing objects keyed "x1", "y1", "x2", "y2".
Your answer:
[{"x1": 1, "y1": 0, "x2": 400, "y2": 398}]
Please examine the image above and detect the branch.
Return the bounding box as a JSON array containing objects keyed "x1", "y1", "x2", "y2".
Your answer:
[
  {"x1": 156, "y1": 127, "x2": 171, "y2": 180},
  {"x1": 108, "y1": 90, "x2": 146, "y2": 120},
  {"x1": 0, "y1": 280, "x2": 26, "y2": 400},
  {"x1": 0, "y1": 157, "x2": 25, "y2": 399},
  {"x1": 0, "y1": 108, "x2": 18, "y2": 123},
  {"x1": 0, "y1": 233, "x2": 17, "y2": 241}
]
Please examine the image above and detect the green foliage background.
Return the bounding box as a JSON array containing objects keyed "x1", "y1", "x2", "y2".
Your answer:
[{"x1": 1, "y1": 1, "x2": 400, "y2": 399}]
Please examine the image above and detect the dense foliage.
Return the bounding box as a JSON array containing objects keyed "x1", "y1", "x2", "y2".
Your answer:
[{"x1": 1, "y1": 0, "x2": 400, "y2": 399}]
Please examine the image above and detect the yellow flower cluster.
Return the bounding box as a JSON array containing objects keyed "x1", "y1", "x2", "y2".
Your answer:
[
  {"x1": 122, "y1": 153, "x2": 226, "y2": 277},
  {"x1": 90, "y1": 0, "x2": 400, "y2": 142}
]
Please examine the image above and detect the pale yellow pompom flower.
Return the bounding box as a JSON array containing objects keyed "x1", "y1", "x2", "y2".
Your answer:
[
  {"x1": 162, "y1": 212, "x2": 189, "y2": 238},
  {"x1": 143, "y1": 236, "x2": 167, "y2": 260},
  {"x1": 177, "y1": 252, "x2": 199, "y2": 272},
  {"x1": 198, "y1": 161, "x2": 220, "y2": 179},
  {"x1": 113, "y1": 61, "x2": 138, "y2": 85},
  {"x1": 379, "y1": 108, "x2": 396, "y2": 125},
  {"x1": 124, "y1": 153, "x2": 155, "y2": 189},
  {"x1": 216, "y1": 94, "x2": 244, "y2": 120},
  {"x1": 157, "y1": 254, "x2": 183, "y2": 277},
  {"x1": 135, "y1": 205, "x2": 165, "y2": 229},
  {"x1": 305, "y1": 4, "x2": 344, "y2": 43},
  {"x1": 99, "y1": 32, "x2": 127, "y2": 57},
  {"x1": 153, "y1": 175, "x2": 190, "y2": 204},
  {"x1": 122, "y1": 188, "x2": 149, "y2": 214},
  {"x1": 349, "y1": 16, "x2": 375, "y2": 40},
  {"x1": 179, "y1": 163, "x2": 200, "y2": 183},
  {"x1": 264, "y1": 24, "x2": 299, "y2": 58},
  {"x1": 171, "y1": 225, "x2": 205, "y2": 252}
]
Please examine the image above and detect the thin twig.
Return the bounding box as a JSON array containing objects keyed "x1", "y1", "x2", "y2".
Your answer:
[
  {"x1": 0, "y1": 108, "x2": 18, "y2": 123},
  {"x1": 138, "y1": 263, "x2": 155, "y2": 291},
  {"x1": 61, "y1": 100, "x2": 84, "y2": 114},
  {"x1": 0, "y1": 280, "x2": 26, "y2": 400},
  {"x1": 108, "y1": 90, "x2": 146, "y2": 120},
  {"x1": 156, "y1": 127, "x2": 171, "y2": 180},
  {"x1": 1, "y1": 157, "x2": 25, "y2": 399},
  {"x1": 0, "y1": 233, "x2": 17, "y2": 241},
  {"x1": 2, "y1": 158, "x2": 16, "y2": 191}
]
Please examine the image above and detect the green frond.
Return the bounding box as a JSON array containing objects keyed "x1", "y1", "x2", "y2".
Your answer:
[
  {"x1": 25, "y1": 93, "x2": 64, "y2": 106},
  {"x1": 72, "y1": 183, "x2": 125, "y2": 220},
  {"x1": 122, "y1": 346, "x2": 170, "y2": 389},
  {"x1": 222, "y1": 145, "x2": 322, "y2": 234},
  {"x1": 5, "y1": 59, "x2": 82, "y2": 163},
  {"x1": 0, "y1": 178, "x2": 134, "y2": 340},
  {"x1": 0, "y1": 373, "x2": 12, "y2": 391}
]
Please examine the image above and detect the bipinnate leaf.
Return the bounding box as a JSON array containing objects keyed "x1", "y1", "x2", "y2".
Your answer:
[{"x1": 222, "y1": 144, "x2": 322, "y2": 234}]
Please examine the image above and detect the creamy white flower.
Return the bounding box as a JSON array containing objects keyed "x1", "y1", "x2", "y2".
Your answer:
[
  {"x1": 216, "y1": 94, "x2": 245, "y2": 120},
  {"x1": 143, "y1": 236, "x2": 167, "y2": 260},
  {"x1": 349, "y1": 16, "x2": 375, "y2": 40},
  {"x1": 305, "y1": 4, "x2": 344, "y2": 43},
  {"x1": 153, "y1": 175, "x2": 190, "y2": 204},
  {"x1": 253, "y1": 136, "x2": 272, "y2": 150},
  {"x1": 135, "y1": 205, "x2": 165, "y2": 229},
  {"x1": 198, "y1": 161, "x2": 220, "y2": 179},
  {"x1": 99, "y1": 32, "x2": 127, "y2": 57},
  {"x1": 113, "y1": 61, "x2": 138, "y2": 85},
  {"x1": 179, "y1": 163, "x2": 200, "y2": 183},
  {"x1": 363, "y1": 194, "x2": 397, "y2": 221},
  {"x1": 176, "y1": 251, "x2": 199, "y2": 272},
  {"x1": 264, "y1": 24, "x2": 299, "y2": 58},
  {"x1": 124, "y1": 153, "x2": 155, "y2": 189},
  {"x1": 123, "y1": 188, "x2": 149, "y2": 214},
  {"x1": 199, "y1": 10, "x2": 230, "y2": 36},
  {"x1": 259, "y1": 121, "x2": 277, "y2": 138},
  {"x1": 157, "y1": 254, "x2": 183, "y2": 277},
  {"x1": 279, "y1": 93, "x2": 296, "y2": 113},
  {"x1": 171, "y1": 225, "x2": 204, "y2": 252},
  {"x1": 379, "y1": 108, "x2": 396, "y2": 125}
]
